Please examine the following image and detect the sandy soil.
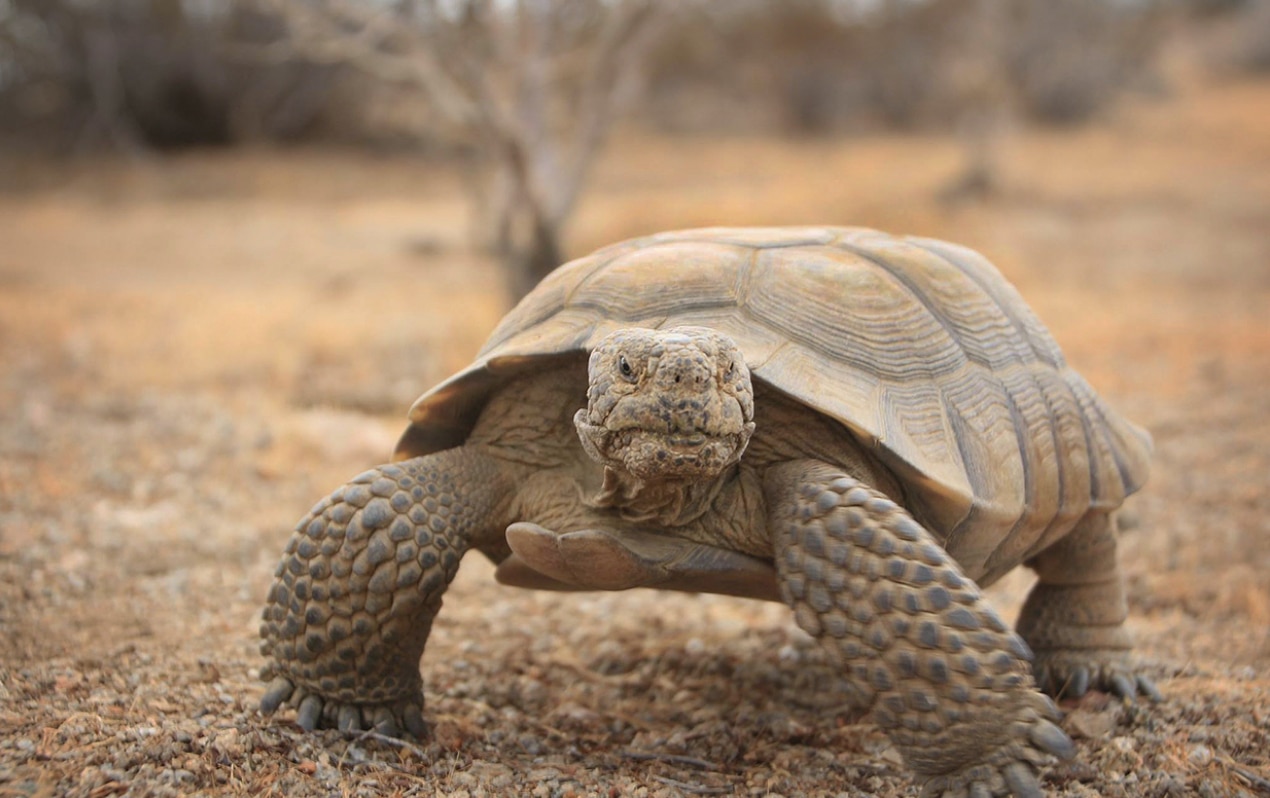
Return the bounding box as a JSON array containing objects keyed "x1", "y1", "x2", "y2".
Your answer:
[{"x1": 0, "y1": 75, "x2": 1268, "y2": 798}]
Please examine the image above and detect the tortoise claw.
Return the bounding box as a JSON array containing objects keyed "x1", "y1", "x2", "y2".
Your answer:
[
  {"x1": 260, "y1": 677, "x2": 295, "y2": 713},
  {"x1": 1064, "y1": 666, "x2": 1090, "y2": 699},
  {"x1": 1029, "y1": 719, "x2": 1075, "y2": 760},
  {"x1": 1002, "y1": 762, "x2": 1043, "y2": 798},
  {"x1": 403, "y1": 703, "x2": 429, "y2": 738},
  {"x1": 1032, "y1": 651, "x2": 1162, "y2": 704},
  {"x1": 296, "y1": 694, "x2": 323, "y2": 731},
  {"x1": 370, "y1": 706, "x2": 400, "y2": 737},
  {"x1": 259, "y1": 674, "x2": 427, "y2": 739},
  {"x1": 1109, "y1": 673, "x2": 1137, "y2": 703},
  {"x1": 918, "y1": 706, "x2": 1073, "y2": 797},
  {"x1": 337, "y1": 704, "x2": 362, "y2": 732},
  {"x1": 1137, "y1": 674, "x2": 1163, "y2": 703},
  {"x1": 917, "y1": 688, "x2": 1074, "y2": 798}
]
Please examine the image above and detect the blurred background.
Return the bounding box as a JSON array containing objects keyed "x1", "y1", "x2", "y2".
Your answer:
[
  {"x1": 2, "y1": 0, "x2": 1268, "y2": 298},
  {"x1": 1, "y1": 2, "x2": 1268, "y2": 796}
]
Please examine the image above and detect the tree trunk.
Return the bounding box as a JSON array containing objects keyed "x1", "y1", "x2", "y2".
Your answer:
[{"x1": 511, "y1": 212, "x2": 564, "y2": 299}]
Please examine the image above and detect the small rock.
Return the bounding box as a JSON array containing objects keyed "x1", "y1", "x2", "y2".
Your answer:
[
  {"x1": 1067, "y1": 708, "x2": 1117, "y2": 740},
  {"x1": 467, "y1": 761, "x2": 514, "y2": 788},
  {"x1": 879, "y1": 746, "x2": 905, "y2": 766},
  {"x1": 532, "y1": 784, "x2": 553, "y2": 798},
  {"x1": 1188, "y1": 744, "x2": 1213, "y2": 767},
  {"x1": 210, "y1": 728, "x2": 243, "y2": 758},
  {"x1": 550, "y1": 703, "x2": 601, "y2": 728},
  {"x1": 195, "y1": 660, "x2": 221, "y2": 684},
  {"x1": 160, "y1": 768, "x2": 194, "y2": 784}
]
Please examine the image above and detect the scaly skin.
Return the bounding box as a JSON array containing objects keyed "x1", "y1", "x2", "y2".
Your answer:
[
  {"x1": 259, "y1": 449, "x2": 510, "y2": 735},
  {"x1": 1018, "y1": 513, "x2": 1161, "y2": 702},
  {"x1": 258, "y1": 324, "x2": 1152, "y2": 797},
  {"x1": 766, "y1": 462, "x2": 1075, "y2": 798}
]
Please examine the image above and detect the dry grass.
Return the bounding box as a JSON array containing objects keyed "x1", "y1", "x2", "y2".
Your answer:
[{"x1": 1, "y1": 75, "x2": 1268, "y2": 797}]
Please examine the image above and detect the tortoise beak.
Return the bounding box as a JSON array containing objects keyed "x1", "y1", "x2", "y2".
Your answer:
[{"x1": 575, "y1": 408, "x2": 754, "y2": 480}]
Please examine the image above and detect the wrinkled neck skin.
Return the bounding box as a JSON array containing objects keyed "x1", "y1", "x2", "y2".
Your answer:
[{"x1": 588, "y1": 464, "x2": 733, "y2": 527}]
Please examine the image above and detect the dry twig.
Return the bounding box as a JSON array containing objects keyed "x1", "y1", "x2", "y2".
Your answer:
[
  {"x1": 650, "y1": 775, "x2": 733, "y2": 795},
  {"x1": 621, "y1": 750, "x2": 721, "y2": 771}
]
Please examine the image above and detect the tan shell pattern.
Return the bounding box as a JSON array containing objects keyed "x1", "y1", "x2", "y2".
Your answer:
[{"x1": 397, "y1": 227, "x2": 1151, "y2": 581}]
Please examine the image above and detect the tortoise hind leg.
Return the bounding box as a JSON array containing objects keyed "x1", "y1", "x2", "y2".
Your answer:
[
  {"x1": 259, "y1": 447, "x2": 511, "y2": 736},
  {"x1": 766, "y1": 460, "x2": 1074, "y2": 798},
  {"x1": 1018, "y1": 511, "x2": 1161, "y2": 702}
]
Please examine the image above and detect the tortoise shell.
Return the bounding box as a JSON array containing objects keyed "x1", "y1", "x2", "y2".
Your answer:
[{"x1": 395, "y1": 227, "x2": 1151, "y2": 583}]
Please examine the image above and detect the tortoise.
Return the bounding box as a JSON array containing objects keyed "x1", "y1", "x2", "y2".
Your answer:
[{"x1": 258, "y1": 226, "x2": 1159, "y2": 798}]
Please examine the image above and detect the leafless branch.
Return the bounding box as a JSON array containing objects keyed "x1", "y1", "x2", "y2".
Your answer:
[
  {"x1": 228, "y1": 0, "x2": 479, "y2": 126},
  {"x1": 219, "y1": 0, "x2": 670, "y2": 297},
  {"x1": 554, "y1": 0, "x2": 663, "y2": 222}
]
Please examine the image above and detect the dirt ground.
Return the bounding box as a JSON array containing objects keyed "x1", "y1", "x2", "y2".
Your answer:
[{"x1": 1, "y1": 73, "x2": 1268, "y2": 798}]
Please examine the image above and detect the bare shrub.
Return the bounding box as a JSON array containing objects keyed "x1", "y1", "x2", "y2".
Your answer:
[
  {"x1": 643, "y1": 0, "x2": 1166, "y2": 134},
  {"x1": 0, "y1": 0, "x2": 354, "y2": 150},
  {"x1": 643, "y1": 2, "x2": 867, "y2": 135},
  {"x1": 246, "y1": 0, "x2": 668, "y2": 298},
  {"x1": 1198, "y1": 0, "x2": 1270, "y2": 74},
  {"x1": 1233, "y1": 1, "x2": 1270, "y2": 71},
  {"x1": 1004, "y1": 0, "x2": 1165, "y2": 125}
]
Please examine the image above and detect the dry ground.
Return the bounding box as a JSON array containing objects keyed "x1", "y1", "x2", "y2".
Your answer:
[{"x1": 1, "y1": 75, "x2": 1268, "y2": 798}]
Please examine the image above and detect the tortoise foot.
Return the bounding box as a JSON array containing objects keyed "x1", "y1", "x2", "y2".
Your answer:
[
  {"x1": 918, "y1": 710, "x2": 1074, "y2": 798},
  {"x1": 1017, "y1": 517, "x2": 1160, "y2": 705},
  {"x1": 1032, "y1": 650, "x2": 1162, "y2": 704},
  {"x1": 260, "y1": 675, "x2": 428, "y2": 738},
  {"x1": 767, "y1": 465, "x2": 1076, "y2": 797}
]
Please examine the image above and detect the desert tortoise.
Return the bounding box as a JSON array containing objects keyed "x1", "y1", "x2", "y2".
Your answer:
[{"x1": 259, "y1": 226, "x2": 1158, "y2": 797}]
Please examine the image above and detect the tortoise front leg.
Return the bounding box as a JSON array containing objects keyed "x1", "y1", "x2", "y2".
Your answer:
[
  {"x1": 259, "y1": 447, "x2": 511, "y2": 736},
  {"x1": 1018, "y1": 511, "x2": 1161, "y2": 702},
  {"x1": 765, "y1": 461, "x2": 1074, "y2": 798}
]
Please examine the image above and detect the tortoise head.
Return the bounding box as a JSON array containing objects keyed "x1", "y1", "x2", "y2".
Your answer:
[{"x1": 574, "y1": 327, "x2": 756, "y2": 482}]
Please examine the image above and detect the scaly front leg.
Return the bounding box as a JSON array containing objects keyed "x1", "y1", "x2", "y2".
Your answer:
[
  {"x1": 765, "y1": 461, "x2": 1074, "y2": 798},
  {"x1": 259, "y1": 447, "x2": 511, "y2": 736}
]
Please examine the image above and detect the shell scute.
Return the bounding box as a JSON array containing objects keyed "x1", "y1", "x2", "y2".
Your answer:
[
  {"x1": 748, "y1": 245, "x2": 963, "y2": 382},
  {"x1": 397, "y1": 227, "x2": 1151, "y2": 575}
]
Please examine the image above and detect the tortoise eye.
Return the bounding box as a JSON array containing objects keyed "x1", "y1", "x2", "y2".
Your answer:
[{"x1": 618, "y1": 355, "x2": 636, "y2": 381}]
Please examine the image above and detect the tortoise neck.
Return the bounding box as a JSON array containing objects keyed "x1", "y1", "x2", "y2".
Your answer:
[{"x1": 588, "y1": 466, "x2": 730, "y2": 527}]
